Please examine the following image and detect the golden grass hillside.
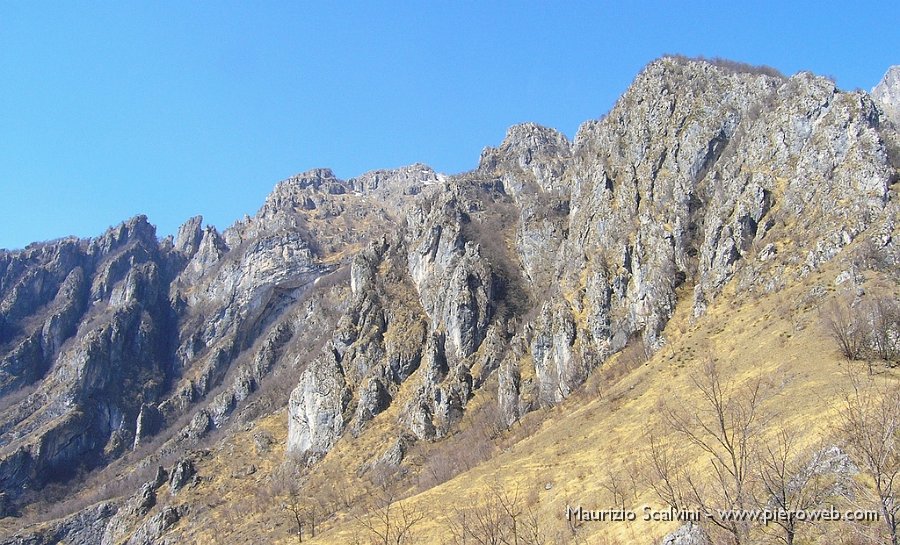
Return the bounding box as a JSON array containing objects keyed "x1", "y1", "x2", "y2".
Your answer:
[{"x1": 149, "y1": 241, "x2": 899, "y2": 545}]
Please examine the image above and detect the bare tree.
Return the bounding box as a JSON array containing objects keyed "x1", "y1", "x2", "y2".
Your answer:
[
  {"x1": 837, "y1": 376, "x2": 900, "y2": 545},
  {"x1": 867, "y1": 297, "x2": 900, "y2": 365},
  {"x1": 279, "y1": 481, "x2": 320, "y2": 543},
  {"x1": 283, "y1": 486, "x2": 307, "y2": 544},
  {"x1": 518, "y1": 505, "x2": 545, "y2": 545},
  {"x1": 644, "y1": 431, "x2": 690, "y2": 515},
  {"x1": 754, "y1": 429, "x2": 834, "y2": 545},
  {"x1": 266, "y1": 461, "x2": 322, "y2": 544},
  {"x1": 600, "y1": 465, "x2": 638, "y2": 515},
  {"x1": 445, "y1": 484, "x2": 545, "y2": 545},
  {"x1": 666, "y1": 358, "x2": 767, "y2": 545},
  {"x1": 447, "y1": 499, "x2": 504, "y2": 545},
  {"x1": 357, "y1": 492, "x2": 425, "y2": 545},
  {"x1": 823, "y1": 296, "x2": 866, "y2": 362}
]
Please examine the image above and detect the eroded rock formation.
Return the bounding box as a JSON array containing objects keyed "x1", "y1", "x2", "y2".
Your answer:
[{"x1": 1, "y1": 56, "x2": 897, "y2": 543}]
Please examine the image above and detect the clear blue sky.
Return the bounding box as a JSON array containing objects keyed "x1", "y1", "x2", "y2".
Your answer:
[{"x1": 1, "y1": 1, "x2": 897, "y2": 250}]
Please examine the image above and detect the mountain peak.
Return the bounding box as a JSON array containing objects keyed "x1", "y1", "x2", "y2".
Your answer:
[{"x1": 872, "y1": 65, "x2": 900, "y2": 125}]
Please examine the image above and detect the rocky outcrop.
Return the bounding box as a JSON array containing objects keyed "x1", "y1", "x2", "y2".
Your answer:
[
  {"x1": 101, "y1": 482, "x2": 158, "y2": 545},
  {"x1": 286, "y1": 56, "x2": 899, "y2": 459},
  {"x1": 406, "y1": 192, "x2": 496, "y2": 360},
  {"x1": 287, "y1": 348, "x2": 350, "y2": 458},
  {"x1": 530, "y1": 302, "x2": 581, "y2": 404},
  {"x1": 399, "y1": 332, "x2": 472, "y2": 441},
  {"x1": 167, "y1": 459, "x2": 196, "y2": 494},
  {"x1": 478, "y1": 123, "x2": 572, "y2": 197},
  {"x1": 287, "y1": 238, "x2": 432, "y2": 455},
  {"x1": 873, "y1": 65, "x2": 900, "y2": 126},
  {"x1": 0, "y1": 216, "x2": 172, "y2": 495},
  {"x1": 660, "y1": 523, "x2": 710, "y2": 545},
  {"x1": 286, "y1": 182, "x2": 503, "y2": 454},
  {"x1": 125, "y1": 506, "x2": 181, "y2": 545},
  {"x1": 1, "y1": 55, "x2": 898, "y2": 541},
  {"x1": 0, "y1": 162, "x2": 401, "y2": 501},
  {"x1": 1, "y1": 502, "x2": 118, "y2": 545},
  {"x1": 349, "y1": 163, "x2": 447, "y2": 214}
]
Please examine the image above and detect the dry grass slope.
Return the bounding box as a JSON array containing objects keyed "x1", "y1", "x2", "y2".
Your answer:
[{"x1": 144, "y1": 238, "x2": 898, "y2": 545}]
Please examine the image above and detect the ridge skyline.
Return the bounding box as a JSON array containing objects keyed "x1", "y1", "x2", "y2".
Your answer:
[{"x1": 1, "y1": 49, "x2": 897, "y2": 252}]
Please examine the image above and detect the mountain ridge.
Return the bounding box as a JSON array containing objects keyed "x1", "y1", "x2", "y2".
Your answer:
[{"x1": 0, "y1": 55, "x2": 898, "y2": 545}]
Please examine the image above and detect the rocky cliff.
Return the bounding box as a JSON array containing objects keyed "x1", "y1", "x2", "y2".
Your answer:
[
  {"x1": 1, "y1": 56, "x2": 897, "y2": 543},
  {"x1": 288, "y1": 56, "x2": 897, "y2": 460},
  {"x1": 873, "y1": 65, "x2": 900, "y2": 126}
]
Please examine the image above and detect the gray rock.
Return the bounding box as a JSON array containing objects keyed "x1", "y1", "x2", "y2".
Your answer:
[
  {"x1": 352, "y1": 377, "x2": 391, "y2": 433},
  {"x1": 126, "y1": 506, "x2": 180, "y2": 545},
  {"x1": 379, "y1": 435, "x2": 413, "y2": 467},
  {"x1": 660, "y1": 523, "x2": 710, "y2": 545},
  {"x1": 873, "y1": 65, "x2": 900, "y2": 126},
  {"x1": 478, "y1": 122, "x2": 572, "y2": 196},
  {"x1": 282, "y1": 56, "x2": 899, "y2": 459},
  {"x1": 132, "y1": 404, "x2": 160, "y2": 450},
  {"x1": 168, "y1": 459, "x2": 196, "y2": 494},
  {"x1": 5, "y1": 502, "x2": 118, "y2": 545},
  {"x1": 151, "y1": 466, "x2": 168, "y2": 488},
  {"x1": 173, "y1": 215, "x2": 204, "y2": 257},
  {"x1": 2, "y1": 55, "x2": 898, "y2": 539},
  {"x1": 286, "y1": 350, "x2": 350, "y2": 457},
  {"x1": 531, "y1": 302, "x2": 580, "y2": 404},
  {"x1": 253, "y1": 431, "x2": 274, "y2": 453},
  {"x1": 101, "y1": 482, "x2": 157, "y2": 545}
]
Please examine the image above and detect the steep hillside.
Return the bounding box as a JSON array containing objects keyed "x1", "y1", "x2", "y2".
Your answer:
[{"x1": 0, "y1": 56, "x2": 898, "y2": 545}]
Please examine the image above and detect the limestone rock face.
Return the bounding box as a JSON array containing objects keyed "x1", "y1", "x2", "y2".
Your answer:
[
  {"x1": 479, "y1": 123, "x2": 572, "y2": 196},
  {"x1": 873, "y1": 65, "x2": 900, "y2": 125},
  {"x1": 287, "y1": 349, "x2": 350, "y2": 458},
  {"x1": 275, "y1": 57, "x2": 900, "y2": 459},
  {"x1": 1, "y1": 502, "x2": 118, "y2": 545},
  {"x1": 405, "y1": 188, "x2": 498, "y2": 362},
  {"x1": 0, "y1": 162, "x2": 401, "y2": 503},
  {"x1": 168, "y1": 458, "x2": 196, "y2": 494},
  {"x1": 349, "y1": 163, "x2": 447, "y2": 213},
  {"x1": 173, "y1": 215, "x2": 203, "y2": 257},
  {"x1": 125, "y1": 506, "x2": 181, "y2": 545},
  {"x1": 2, "y1": 55, "x2": 899, "y2": 541},
  {"x1": 660, "y1": 523, "x2": 710, "y2": 545},
  {"x1": 531, "y1": 302, "x2": 580, "y2": 404},
  {"x1": 0, "y1": 216, "x2": 170, "y2": 494},
  {"x1": 100, "y1": 482, "x2": 158, "y2": 545}
]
